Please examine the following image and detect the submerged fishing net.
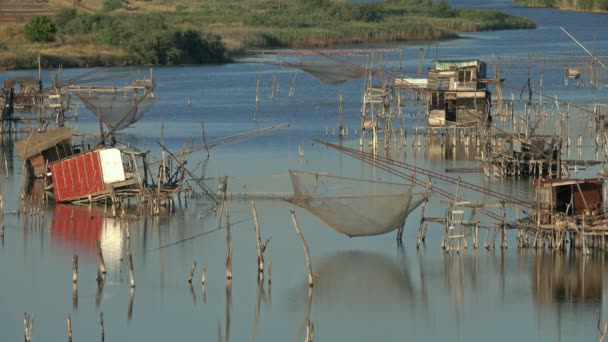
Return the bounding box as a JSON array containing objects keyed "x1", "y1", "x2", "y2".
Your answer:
[
  {"x1": 288, "y1": 171, "x2": 426, "y2": 237},
  {"x1": 281, "y1": 58, "x2": 367, "y2": 85},
  {"x1": 75, "y1": 93, "x2": 154, "y2": 131}
]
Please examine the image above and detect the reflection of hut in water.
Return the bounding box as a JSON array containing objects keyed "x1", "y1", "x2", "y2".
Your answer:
[
  {"x1": 426, "y1": 60, "x2": 491, "y2": 127},
  {"x1": 532, "y1": 253, "x2": 605, "y2": 306},
  {"x1": 51, "y1": 204, "x2": 123, "y2": 260},
  {"x1": 289, "y1": 251, "x2": 415, "y2": 310}
]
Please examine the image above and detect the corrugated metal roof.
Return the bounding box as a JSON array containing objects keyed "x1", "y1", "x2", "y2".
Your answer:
[{"x1": 434, "y1": 60, "x2": 481, "y2": 71}]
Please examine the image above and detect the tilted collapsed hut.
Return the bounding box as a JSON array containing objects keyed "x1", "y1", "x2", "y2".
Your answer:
[
  {"x1": 15, "y1": 127, "x2": 75, "y2": 178},
  {"x1": 426, "y1": 59, "x2": 492, "y2": 127}
]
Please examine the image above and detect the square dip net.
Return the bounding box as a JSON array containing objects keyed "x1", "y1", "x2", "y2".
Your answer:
[{"x1": 288, "y1": 171, "x2": 427, "y2": 237}]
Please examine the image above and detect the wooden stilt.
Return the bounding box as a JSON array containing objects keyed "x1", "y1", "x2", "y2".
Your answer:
[{"x1": 290, "y1": 210, "x2": 313, "y2": 287}]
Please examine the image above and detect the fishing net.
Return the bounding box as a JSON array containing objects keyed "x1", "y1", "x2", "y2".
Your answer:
[
  {"x1": 281, "y1": 58, "x2": 367, "y2": 85},
  {"x1": 75, "y1": 92, "x2": 154, "y2": 131},
  {"x1": 288, "y1": 171, "x2": 426, "y2": 237}
]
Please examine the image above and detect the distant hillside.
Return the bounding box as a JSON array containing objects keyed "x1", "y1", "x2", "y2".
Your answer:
[
  {"x1": 0, "y1": 0, "x2": 536, "y2": 70},
  {"x1": 513, "y1": 0, "x2": 608, "y2": 12}
]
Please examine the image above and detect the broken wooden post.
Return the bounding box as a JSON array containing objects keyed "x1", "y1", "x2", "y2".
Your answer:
[
  {"x1": 67, "y1": 314, "x2": 72, "y2": 342},
  {"x1": 96, "y1": 240, "x2": 106, "y2": 276},
  {"x1": 23, "y1": 312, "x2": 34, "y2": 342},
  {"x1": 127, "y1": 252, "x2": 135, "y2": 288},
  {"x1": 290, "y1": 210, "x2": 313, "y2": 287},
  {"x1": 251, "y1": 200, "x2": 270, "y2": 274},
  {"x1": 188, "y1": 260, "x2": 197, "y2": 284},
  {"x1": 100, "y1": 313, "x2": 104, "y2": 342}
]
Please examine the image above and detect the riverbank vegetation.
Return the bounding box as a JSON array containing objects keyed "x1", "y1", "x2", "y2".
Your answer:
[
  {"x1": 513, "y1": 0, "x2": 608, "y2": 11},
  {"x1": 0, "y1": 0, "x2": 536, "y2": 70}
]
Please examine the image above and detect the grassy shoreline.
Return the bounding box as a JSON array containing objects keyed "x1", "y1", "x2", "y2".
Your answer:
[
  {"x1": 0, "y1": 0, "x2": 536, "y2": 71},
  {"x1": 513, "y1": 0, "x2": 608, "y2": 12}
]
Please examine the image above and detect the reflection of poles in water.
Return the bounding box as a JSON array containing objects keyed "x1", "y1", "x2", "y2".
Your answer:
[
  {"x1": 252, "y1": 276, "x2": 267, "y2": 342},
  {"x1": 305, "y1": 287, "x2": 314, "y2": 342},
  {"x1": 225, "y1": 204, "x2": 232, "y2": 280},
  {"x1": 443, "y1": 253, "x2": 464, "y2": 323},
  {"x1": 218, "y1": 278, "x2": 232, "y2": 342},
  {"x1": 254, "y1": 72, "x2": 261, "y2": 121},
  {"x1": 289, "y1": 71, "x2": 298, "y2": 97},
  {"x1": 188, "y1": 260, "x2": 197, "y2": 304},
  {"x1": 416, "y1": 249, "x2": 429, "y2": 312},
  {"x1": 100, "y1": 313, "x2": 105, "y2": 342},
  {"x1": 72, "y1": 255, "x2": 78, "y2": 310},
  {"x1": 128, "y1": 287, "x2": 135, "y2": 321},
  {"x1": 598, "y1": 309, "x2": 608, "y2": 342},
  {"x1": 201, "y1": 264, "x2": 207, "y2": 304}
]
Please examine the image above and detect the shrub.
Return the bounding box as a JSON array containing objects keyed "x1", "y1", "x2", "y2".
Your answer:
[
  {"x1": 25, "y1": 16, "x2": 57, "y2": 43},
  {"x1": 103, "y1": 0, "x2": 125, "y2": 12},
  {"x1": 55, "y1": 8, "x2": 78, "y2": 28}
]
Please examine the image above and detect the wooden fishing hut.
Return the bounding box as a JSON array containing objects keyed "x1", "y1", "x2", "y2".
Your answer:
[
  {"x1": 517, "y1": 177, "x2": 608, "y2": 251},
  {"x1": 426, "y1": 59, "x2": 491, "y2": 127},
  {"x1": 490, "y1": 134, "x2": 564, "y2": 178},
  {"x1": 15, "y1": 127, "x2": 75, "y2": 178},
  {"x1": 48, "y1": 146, "x2": 146, "y2": 204},
  {"x1": 534, "y1": 178, "x2": 604, "y2": 221}
]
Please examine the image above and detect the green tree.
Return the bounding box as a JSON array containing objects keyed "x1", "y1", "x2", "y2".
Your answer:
[
  {"x1": 25, "y1": 16, "x2": 57, "y2": 43},
  {"x1": 55, "y1": 8, "x2": 78, "y2": 29}
]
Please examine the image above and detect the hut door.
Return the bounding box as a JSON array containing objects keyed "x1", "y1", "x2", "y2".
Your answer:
[{"x1": 445, "y1": 99, "x2": 457, "y2": 122}]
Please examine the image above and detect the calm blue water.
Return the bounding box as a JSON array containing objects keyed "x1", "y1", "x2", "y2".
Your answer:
[{"x1": 1, "y1": 1, "x2": 608, "y2": 341}]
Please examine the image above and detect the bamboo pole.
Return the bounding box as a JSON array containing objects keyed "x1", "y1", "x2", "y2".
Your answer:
[
  {"x1": 188, "y1": 261, "x2": 197, "y2": 284},
  {"x1": 290, "y1": 210, "x2": 313, "y2": 287}
]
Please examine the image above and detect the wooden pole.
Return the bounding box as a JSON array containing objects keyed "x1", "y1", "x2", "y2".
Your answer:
[
  {"x1": 24, "y1": 312, "x2": 34, "y2": 342},
  {"x1": 201, "y1": 264, "x2": 206, "y2": 285},
  {"x1": 251, "y1": 200, "x2": 264, "y2": 273},
  {"x1": 96, "y1": 240, "x2": 106, "y2": 275},
  {"x1": 290, "y1": 210, "x2": 313, "y2": 287},
  {"x1": 127, "y1": 252, "x2": 135, "y2": 288},
  {"x1": 67, "y1": 314, "x2": 72, "y2": 342},
  {"x1": 188, "y1": 260, "x2": 197, "y2": 284}
]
